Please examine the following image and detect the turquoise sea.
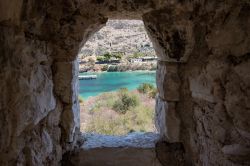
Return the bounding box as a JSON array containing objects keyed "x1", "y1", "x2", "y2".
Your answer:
[{"x1": 79, "y1": 71, "x2": 156, "y2": 99}]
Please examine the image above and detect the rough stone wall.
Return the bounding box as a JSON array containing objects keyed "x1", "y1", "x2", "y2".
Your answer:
[
  {"x1": 1, "y1": 0, "x2": 249, "y2": 165},
  {"x1": 143, "y1": 1, "x2": 250, "y2": 165},
  {"x1": 0, "y1": 25, "x2": 61, "y2": 165},
  {"x1": 0, "y1": 0, "x2": 157, "y2": 165},
  {"x1": 0, "y1": 0, "x2": 61, "y2": 165},
  {"x1": 178, "y1": 2, "x2": 250, "y2": 164}
]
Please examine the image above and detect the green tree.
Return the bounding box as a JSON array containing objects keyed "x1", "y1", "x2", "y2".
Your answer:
[
  {"x1": 97, "y1": 56, "x2": 105, "y2": 62},
  {"x1": 103, "y1": 53, "x2": 112, "y2": 61},
  {"x1": 112, "y1": 52, "x2": 122, "y2": 60}
]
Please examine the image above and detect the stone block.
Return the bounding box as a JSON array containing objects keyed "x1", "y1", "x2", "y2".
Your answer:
[
  {"x1": 53, "y1": 60, "x2": 80, "y2": 143},
  {"x1": 155, "y1": 95, "x2": 180, "y2": 142},
  {"x1": 143, "y1": 11, "x2": 194, "y2": 63},
  {"x1": 156, "y1": 61, "x2": 180, "y2": 101},
  {"x1": 156, "y1": 141, "x2": 185, "y2": 166},
  {"x1": 222, "y1": 144, "x2": 250, "y2": 156},
  {"x1": 61, "y1": 102, "x2": 80, "y2": 143},
  {"x1": 189, "y1": 74, "x2": 215, "y2": 103},
  {"x1": 53, "y1": 60, "x2": 79, "y2": 104},
  {"x1": 0, "y1": 0, "x2": 23, "y2": 25}
]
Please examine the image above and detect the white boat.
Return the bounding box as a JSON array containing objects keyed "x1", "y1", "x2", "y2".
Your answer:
[{"x1": 78, "y1": 75, "x2": 97, "y2": 80}]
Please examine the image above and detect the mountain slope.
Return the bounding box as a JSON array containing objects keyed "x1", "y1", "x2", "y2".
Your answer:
[{"x1": 79, "y1": 20, "x2": 156, "y2": 58}]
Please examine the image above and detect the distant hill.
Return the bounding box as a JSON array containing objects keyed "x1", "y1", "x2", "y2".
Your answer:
[{"x1": 78, "y1": 20, "x2": 156, "y2": 59}]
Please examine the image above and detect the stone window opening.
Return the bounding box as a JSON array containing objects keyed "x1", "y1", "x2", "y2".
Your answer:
[
  {"x1": 78, "y1": 19, "x2": 158, "y2": 136},
  {"x1": 71, "y1": 19, "x2": 165, "y2": 165},
  {"x1": 53, "y1": 13, "x2": 185, "y2": 165}
]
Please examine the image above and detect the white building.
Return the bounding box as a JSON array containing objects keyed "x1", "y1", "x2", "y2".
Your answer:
[{"x1": 129, "y1": 58, "x2": 143, "y2": 63}]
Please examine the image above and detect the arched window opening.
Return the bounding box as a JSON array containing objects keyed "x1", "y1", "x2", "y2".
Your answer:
[{"x1": 78, "y1": 20, "x2": 158, "y2": 136}]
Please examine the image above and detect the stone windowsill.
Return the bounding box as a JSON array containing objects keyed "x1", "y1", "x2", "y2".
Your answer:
[{"x1": 81, "y1": 132, "x2": 160, "y2": 150}]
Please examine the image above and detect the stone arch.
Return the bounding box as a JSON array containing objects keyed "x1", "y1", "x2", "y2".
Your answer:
[{"x1": 51, "y1": 1, "x2": 192, "y2": 150}]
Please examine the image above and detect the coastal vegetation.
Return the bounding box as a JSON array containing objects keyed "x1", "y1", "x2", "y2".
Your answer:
[
  {"x1": 80, "y1": 61, "x2": 157, "y2": 72},
  {"x1": 80, "y1": 83, "x2": 157, "y2": 135},
  {"x1": 96, "y1": 52, "x2": 122, "y2": 62},
  {"x1": 79, "y1": 51, "x2": 157, "y2": 72},
  {"x1": 112, "y1": 88, "x2": 139, "y2": 114},
  {"x1": 137, "y1": 83, "x2": 157, "y2": 98},
  {"x1": 78, "y1": 96, "x2": 84, "y2": 104},
  {"x1": 128, "y1": 51, "x2": 145, "y2": 59}
]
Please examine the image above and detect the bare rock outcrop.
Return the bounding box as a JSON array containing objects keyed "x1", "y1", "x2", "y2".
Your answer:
[{"x1": 79, "y1": 20, "x2": 155, "y2": 57}]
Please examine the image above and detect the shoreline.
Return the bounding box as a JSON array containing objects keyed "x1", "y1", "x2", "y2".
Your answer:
[
  {"x1": 79, "y1": 61, "x2": 157, "y2": 73},
  {"x1": 78, "y1": 70, "x2": 156, "y2": 100},
  {"x1": 79, "y1": 69, "x2": 156, "y2": 74}
]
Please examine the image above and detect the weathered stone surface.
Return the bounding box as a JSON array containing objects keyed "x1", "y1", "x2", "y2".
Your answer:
[
  {"x1": 155, "y1": 95, "x2": 180, "y2": 142},
  {"x1": 222, "y1": 144, "x2": 250, "y2": 156},
  {"x1": 53, "y1": 61, "x2": 77, "y2": 104},
  {"x1": 224, "y1": 59, "x2": 250, "y2": 135},
  {"x1": 53, "y1": 60, "x2": 80, "y2": 146},
  {"x1": 65, "y1": 133, "x2": 162, "y2": 166},
  {"x1": 176, "y1": 1, "x2": 250, "y2": 165},
  {"x1": 206, "y1": 9, "x2": 250, "y2": 57},
  {"x1": 0, "y1": 26, "x2": 58, "y2": 165},
  {"x1": 82, "y1": 132, "x2": 160, "y2": 149},
  {"x1": 0, "y1": 0, "x2": 23, "y2": 25},
  {"x1": 143, "y1": 8, "x2": 195, "y2": 62},
  {"x1": 156, "y1": 61, "x2": 180, "y2": 101},
  {"x1": 156, "y1": 141, "x2": 185, "y2": 166},
  {"x1": 189, "y1": 74, "x2": 215, "y2": 103}
]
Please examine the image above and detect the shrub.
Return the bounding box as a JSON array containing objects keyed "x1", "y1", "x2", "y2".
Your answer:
[
  {"x1": 149, "y1": 88, "x2": 157, "y2": 98},
  {"x1": 97, "y1": 56, "x2": 106, "y2": 62},
  {"x1": 137, "y1": 83, "x2": 154, "y2": 94},
  {"x1": 103, "y1": 53, "x2": 112, "y2": 60},
  {"x1": 137, "y1": 83, "x2": 157, "y2": 98},
  {"x1": 78, "y1": 96, "x2": 84, "y2": 104},
  {"x1": 112, "y1": 52, "x2": 122, "y2": 60},
  {"x1": 113, "y1": 92, "x2": 139, "y2": 114}
]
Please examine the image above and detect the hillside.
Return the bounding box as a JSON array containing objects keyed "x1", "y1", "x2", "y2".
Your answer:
[{"x1": 78, "y1": 20, "x2": 156, "y2": 59}]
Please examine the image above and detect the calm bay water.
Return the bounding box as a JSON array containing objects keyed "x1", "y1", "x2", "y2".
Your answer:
[{"x1": 79, "y1": 71, "x2": 156, "y2": 99}]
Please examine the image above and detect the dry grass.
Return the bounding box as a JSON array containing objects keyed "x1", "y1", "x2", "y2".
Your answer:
[{"x1": 80, "y1": 89, "x2": 156, "y2": 135}]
